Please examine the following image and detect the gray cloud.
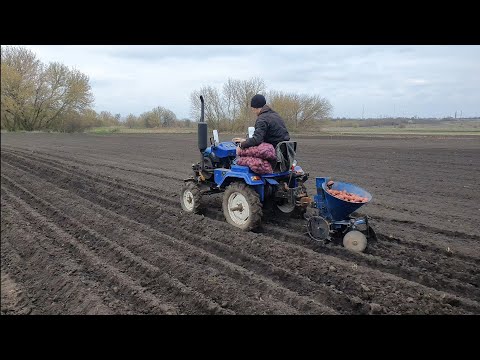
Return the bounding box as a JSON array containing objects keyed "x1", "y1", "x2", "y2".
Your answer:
[{"x1": 13, "y1": 45, "x2": 480, "y2": 119}]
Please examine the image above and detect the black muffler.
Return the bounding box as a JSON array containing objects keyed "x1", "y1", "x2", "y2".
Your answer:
[{"x1": 198, "y1": 95, "x2": 207, "y2": 172}]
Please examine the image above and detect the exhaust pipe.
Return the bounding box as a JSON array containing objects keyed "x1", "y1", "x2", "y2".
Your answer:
[
  {"x1": 200, "y1": 95, "x2": 205, "y2": 122},
  {"x1": 198, "y1": 95, "x2": 207, "y2": 172}
]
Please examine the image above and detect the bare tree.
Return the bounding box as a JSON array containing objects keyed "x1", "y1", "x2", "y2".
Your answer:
[
  {"x1": 140, "y1": 110, "x2": 158, "y2": 128},
  {"x1": 125, "y1": 113, "x2": 139, "y2": 128},
  {"x1": 191, "y1": 77, "x2": 335, "y2": 132},
  {"x1": 268, "y1": 90, "x2": 301, "y2": 129},
  {"x1": 295, "y1": 94, "x2": 332, "y2": 127},
  {"x1": 190, "y1": 86, "x2": 226, "y2": 130},
  {"x1": 138, "y1": 106, "x2": 178, "y2": 128},
  {"x1": 190, "y1": 77, "x2": 266, "y2": 131},
  {"x1": 160, "y1": 108, "x2": 177, "y2": 127},
  {"x1": 222, "y1": 78, "x2": 240, "y2": 125},
  {"x1": 230, "y1": 77, "x2": 266, "y2": 131},
  {"x1": 1, "y1": 46, "x2": 94, "y2": 131},
  {"x1": 97, "y1": 111, "x2": 120, "y2": 127},
  {"x1": 268, "y1": 90, "x2": 333, "y2": 130},
  {"x1": 1, "y1": 46, "x2": 42, "y2": 130}
]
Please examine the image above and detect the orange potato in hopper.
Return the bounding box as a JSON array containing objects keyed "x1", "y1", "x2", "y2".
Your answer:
[
  {"x1": 325, "y1": 183, "x2": 368, "y2": 203},
  {"x1": 329, "y1": 190, "x2": 368, "y2": 203}
]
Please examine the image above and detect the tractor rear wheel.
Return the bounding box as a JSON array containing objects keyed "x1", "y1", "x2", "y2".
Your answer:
[
  {"x1": 222, "y1": 182, "x2": 262, "y2": 231},
  {"x1": 180, "y1": 182, "x2": 203, "y2": 214}
]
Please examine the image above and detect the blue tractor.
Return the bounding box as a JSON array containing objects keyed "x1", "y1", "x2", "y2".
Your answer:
[{"x1": 181, "y1": 96, "x2": 376, "y2": 252}]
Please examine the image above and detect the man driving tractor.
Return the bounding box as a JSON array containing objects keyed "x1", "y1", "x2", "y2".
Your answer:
[{"x1": 232, "y1": 94, "x2": 291, "y2": 154}]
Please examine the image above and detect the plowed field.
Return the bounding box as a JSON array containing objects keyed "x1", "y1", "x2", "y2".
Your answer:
[{"x1": 1, "y1": 133, "x2": 479, "y2": 314}]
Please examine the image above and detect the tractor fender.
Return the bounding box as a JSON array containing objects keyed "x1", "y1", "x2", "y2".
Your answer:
[
  {"x1": 216, "y1": 172, "x2": 265, "y2": 201},
  {"x1": 214, "y1": 168, "x2": 263, "y2": 187}
]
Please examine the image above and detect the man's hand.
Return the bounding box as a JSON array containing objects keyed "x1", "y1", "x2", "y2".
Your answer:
[{"x1": 232, "y1": 137, "x2": 246, "y2": 143}]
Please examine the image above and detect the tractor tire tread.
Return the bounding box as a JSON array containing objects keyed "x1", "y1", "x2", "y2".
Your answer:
[
  {"x1": 180, "y1": 181, "x2": 203, "y2": 214},
  {"x1": 222, "y1": 182, "x2": 263, "y2": 231}
]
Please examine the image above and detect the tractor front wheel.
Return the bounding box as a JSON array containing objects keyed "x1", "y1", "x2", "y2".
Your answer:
[
  {"x1": 180, "y1": 182, "x2": 203, "y2": 214},
  {"x1": 222, "y1": 182, "x2": 262, "y2": 231}
]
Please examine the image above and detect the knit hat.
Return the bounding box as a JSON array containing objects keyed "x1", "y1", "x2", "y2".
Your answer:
[{"x1": 251, "y1": 94, "x2": 266, "y2": 108}]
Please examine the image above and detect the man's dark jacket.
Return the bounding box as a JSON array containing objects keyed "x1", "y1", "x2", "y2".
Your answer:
[{"x1": 240, "y1": 105, "x2": 290, "y2": 149}]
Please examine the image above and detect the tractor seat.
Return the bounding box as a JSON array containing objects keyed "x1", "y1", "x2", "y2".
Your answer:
[{"x1": 273, "y1": 141, "x2": 297, "y2": 173}]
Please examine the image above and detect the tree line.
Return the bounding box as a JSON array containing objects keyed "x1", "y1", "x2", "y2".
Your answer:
[
  {"x1": 190, "y1": 78, "x2": 332, "y2": 131},
  {"x1": 2, "y1": 46, "x2": 333, "y2": 132}
]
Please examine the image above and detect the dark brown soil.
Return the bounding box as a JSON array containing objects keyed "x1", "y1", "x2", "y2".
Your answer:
[{"x1": 1, "y1": 133, "x2": 479, "y2": 314}]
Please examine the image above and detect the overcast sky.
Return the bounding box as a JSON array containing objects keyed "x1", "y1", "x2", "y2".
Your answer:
[{"x1": 15, "y1": 45, "x2": 480, "y2": 119}]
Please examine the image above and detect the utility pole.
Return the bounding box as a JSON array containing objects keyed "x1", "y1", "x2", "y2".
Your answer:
[{"x1": 362, "y1": 105, "x2": 364, "y2": 120}]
